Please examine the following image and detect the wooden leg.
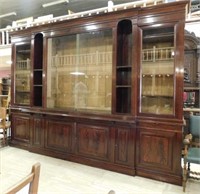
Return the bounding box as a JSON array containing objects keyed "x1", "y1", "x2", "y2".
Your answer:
[
  {"x1": 183, "y1": 159, "x2": 187, "y2": 192},
  {"x1": 3, "y1": 129, "x2": 6, "y2": 146}
]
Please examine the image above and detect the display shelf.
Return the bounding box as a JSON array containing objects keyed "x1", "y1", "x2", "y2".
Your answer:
[
  {"x1": 115, "y1": 19, "x2": 132, "y2": 114},
  {"x1": 33, "y1": 33, "x2": 43, "y2": 107},
  {"x1": 142, "y1": 94, "x2": 173, "y2": 97},
  {"x1": 142, "y1": 73, "x2": 174, "y2": 76},
  {"x1": 116, "y1": 87, "x2": 131, "y2": 113},
  {"x1": 33, "y1": 70, "x2": 43, "y2": 85},
  {"x1": 116, "y1": 66, "x2": 131, "y2": 86}
]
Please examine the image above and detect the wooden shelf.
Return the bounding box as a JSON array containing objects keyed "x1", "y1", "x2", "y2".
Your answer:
[
  {"x1": 0, "y1": 95, "x2": 8, "y2": 97},
  {"x1": 183, "y1": 108, "x2": 200, "y2": 112},
  {"x1": 184, "y1": 87, "x2": 200, "y2": 90}
]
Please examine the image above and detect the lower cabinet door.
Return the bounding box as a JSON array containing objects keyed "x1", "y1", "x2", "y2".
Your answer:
[
  {"x1": 136, "y1": 124, "x2": 182, "y2": 185},
  {"x1": 115, "y1": 127, "x2": 135, "y2": 167},
  {"x1": 11, "y1": 113, "x2": 30, "y2": 147},
  {"x1": 31, "y1": 116, "x2": 44, "y2": 148},
  {"x1": 76, "y1": 123, "x2": 113, "y2": 161},
  {"x1": 45, "y1": 119, "x2": 74, "y2": 152}
]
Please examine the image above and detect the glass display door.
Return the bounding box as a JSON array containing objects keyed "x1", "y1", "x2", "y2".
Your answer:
[
  {"x1": 46, "y1": 30, "x2": 113, "y2": 113},
  {"x1": 140, "y1": 26, "x2": 175, "y2": 115},
  {"x1": 14, "y1": 43, "x2": 31, "y2": 105}
]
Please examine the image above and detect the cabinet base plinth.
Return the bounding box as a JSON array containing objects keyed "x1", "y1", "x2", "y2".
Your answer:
[
  {"x1": 136, "y1": 168, "x2": 182, "y2": 186},
  {"x1": 28, "y1": 146, "x2": 136, "y2": 176}
]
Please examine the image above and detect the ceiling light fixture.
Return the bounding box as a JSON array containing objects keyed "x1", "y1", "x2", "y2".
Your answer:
[
  {"x1": 108, "y1": 0, "x2": 114, "y2": 12},
  {"x1": 42, "y1": 0, "x2": 69, "y2": 8},
  {"x1": 0, "y1": 12, "x2": 16, "y2": 19}
]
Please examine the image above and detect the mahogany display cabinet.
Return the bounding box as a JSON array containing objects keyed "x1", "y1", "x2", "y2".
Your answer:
[{"x1": 10, "y1": 1, "x2": 188, "y2": 186}]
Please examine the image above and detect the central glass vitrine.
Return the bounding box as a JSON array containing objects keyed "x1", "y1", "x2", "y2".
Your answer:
[
  {"x1": 47, "y1": 30, "x2": 113, "y2": 113},
  {"x1": 140, "y1": 26, "x2": 175, "y2": 115}
]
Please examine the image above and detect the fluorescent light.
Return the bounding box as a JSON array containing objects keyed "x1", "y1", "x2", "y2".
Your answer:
[
  {"x1": 42, "y1": 0, "x2": 69, "y2": 8},
  {"x1": 108, "y1": 0, "x2": 114, "y2": 12},
  {"x1": 0, "y1": 12, "x2": 16, "y2": 19},
  {"x1": 70, "y1": 72, "x2": 85, "y2": 75}
]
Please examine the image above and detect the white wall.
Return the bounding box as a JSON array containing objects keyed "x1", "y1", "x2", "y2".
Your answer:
[
  {"x1": 0, "y1": 45, "x2": 11, "y2": 79},
  {"x1": 185, "y1": 21, "x2": 200, "y2": 38}
]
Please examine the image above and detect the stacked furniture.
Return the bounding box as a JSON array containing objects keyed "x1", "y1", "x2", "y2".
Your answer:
[
  {"x1": 1, "y1": 77, "x2": 11, "y2": 95},
  {"x1": 1, "y1": 77, "x2": 11, "y2": 107},
  {"x1": 0, "y1": 107, "x2": 11, "y2": 146}
]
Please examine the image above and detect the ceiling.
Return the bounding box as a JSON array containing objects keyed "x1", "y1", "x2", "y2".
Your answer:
[
  {"x1": 0, "y1": 0, "x2": 134, "y2": 29},
  {"x1": 0, "y1": 0, "x2": 199, "y2": 30}
]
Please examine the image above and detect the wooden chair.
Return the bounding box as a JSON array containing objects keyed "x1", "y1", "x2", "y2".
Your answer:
[
  {"x1": 182, "y1": 114, "x2": 200, "y2": 192},
  {"x1": 4, "y1": 163, "x2": 41, "y2": 194},
  {"x1": 108, "y1": 190, "x2": 115, "y2": 194},
  {"x1": 0, "y1": 107, "x2": 10, "y2": 146}
]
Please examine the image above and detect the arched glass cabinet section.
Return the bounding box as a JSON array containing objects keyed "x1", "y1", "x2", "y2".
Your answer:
[
  {"x1": 33, "y1": 33, "x2": 43, "y2": 107},
  {"x1": 115, "y1": 19, "x2": 132, "y2": 114}
]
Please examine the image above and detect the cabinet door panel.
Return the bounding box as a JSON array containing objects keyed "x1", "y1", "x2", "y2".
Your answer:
[
  {"x1": 77, "y1": 124, "x2": 111, "y2": 161},
  {"x1": 45, "y1": 120, "x2": 74, "y2": 152},
  {"x1": 115, "y1": 127, "x2": 135, "y2": 166},
  {"x1": 137, "y1": 128, "x2": 175, "y2": 171},
  {"x1": 12, "y1": 114, "x2": 30, "y2": 143},
  {"x1": 31, "y1": 117, "x2": 44, "y2": 147}
]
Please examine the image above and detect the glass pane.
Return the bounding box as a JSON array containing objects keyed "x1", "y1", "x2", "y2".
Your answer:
[
  {"x1": 47, "y1": 30, "x2": 112, "y2": 113},
  {"x1": 15, "y1": 43, "x2": 31, "y2": 105},
  {"x1": 140, "y1": 27, "x2": 174, "y2": 115}
]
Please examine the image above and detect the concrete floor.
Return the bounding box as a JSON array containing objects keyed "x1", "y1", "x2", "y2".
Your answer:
[{"x1": 0, "y1": 146, "x2": 200, "y2": 194}]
